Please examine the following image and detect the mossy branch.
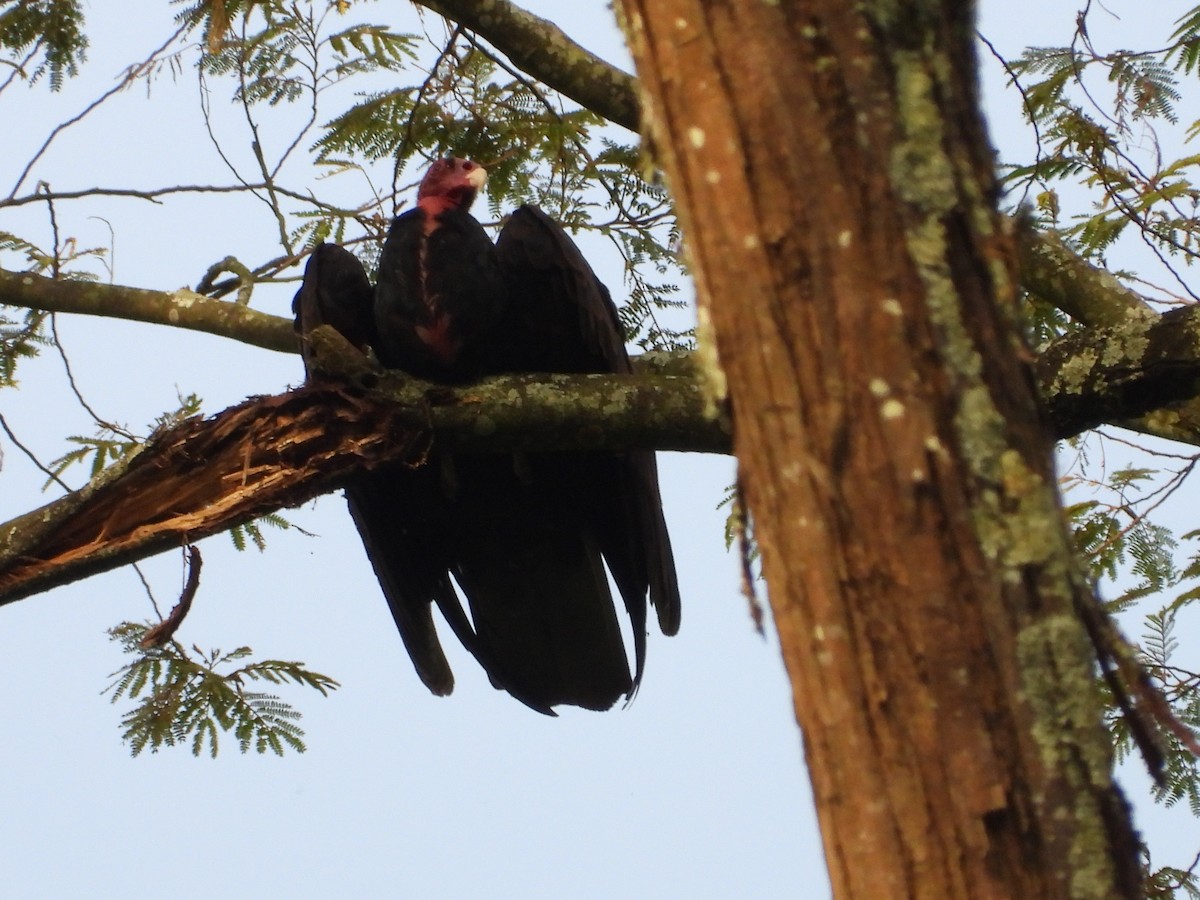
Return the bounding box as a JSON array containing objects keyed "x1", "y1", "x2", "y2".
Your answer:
[
  {"x1": 0, "y1": 267, "x2": 296, "y2": 353},
  {"x1": 1019, "y1": 229, "x2": 1154, "y2": 328},
  {"x1": 1039, "y1": 304, "x2": 1200, "y2": 439},
  {"x1": 0, "y1": 352, "x2": 729, "y2": 606},
  {"x1": 411, "y1": 0, "x2": 641, "y2": 131}
]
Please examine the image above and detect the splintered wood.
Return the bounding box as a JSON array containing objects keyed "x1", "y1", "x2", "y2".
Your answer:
[{"x1": 0, "y1": 385, "x2": 429, "y2": 605}]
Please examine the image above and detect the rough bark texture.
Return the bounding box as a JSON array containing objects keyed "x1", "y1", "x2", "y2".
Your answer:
[
  {"x1": 1040, "y1": 304, "x2": 1200, "y2": 438},
  {"x1": 619, "y1": 1, "x2": 1140, "y2": 898},
  {"x1": 0, "y1": 334, "x2": 725, "y2": 606}
]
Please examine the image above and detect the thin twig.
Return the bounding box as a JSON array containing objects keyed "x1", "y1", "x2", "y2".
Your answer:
[
  {"x1": 8, "y1": 24, "x2": 189, "y2": 200},
  {"x1": 0, "y1": 413, "x2": 72, "y2": 492},
  {"x1": 140, "y1": 546, "x2": 202, "y2": 648},
  {"x1": 48, "y1": 314, "x2": 137, "y2": 440}
]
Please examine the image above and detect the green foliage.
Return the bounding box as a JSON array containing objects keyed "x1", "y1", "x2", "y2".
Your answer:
[
  {"x1": 196, "y1": 3, "x2": 417, "y2": 107},
  {"x1": 41, "y1": 393, "x2": 205, "y2": 488},
  {"x1": 43, "y1": 431, "x2": 138, "y2": 487},
  {"x1": 1004, "y1": 10, "x2": 1200, "y2": 278},
  {"x1": 1007, "y1": 16, "x2": 1200, "y2": 876},
  {"x1": 1109, "y1": 609, "x2": 1200, "y2": 818},
  {"x1": 1144, "y1": 850, "x2": 1200, "y2": 900},
  {"x1": 1064, "y1": 454, "x2": 1200, "y2": 891},
  {"x1": 0, "y1": 308, "x2": 48, "y2": 387},
  {"x1": 228, "y1": 512, "x2": 293, "y2": 552},
  {"x1": 0, "y1": 0, "x2": 88, "y2": 90},
  {"x1": 104, "y1": 621, "x2": 338, "y2": 757}
]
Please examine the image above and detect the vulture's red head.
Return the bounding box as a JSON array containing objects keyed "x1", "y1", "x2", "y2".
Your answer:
[{"x1": 417, "y1": 157, "x2": 487, "y2": 215}]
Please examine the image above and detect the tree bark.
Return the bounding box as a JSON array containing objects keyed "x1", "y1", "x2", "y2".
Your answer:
[
  {"x1": 0, "y1": 334, "x2": 725, "y2": 605},
  {"x1": 619, "y1": 1, "x2": 1140, "y2": 898}
]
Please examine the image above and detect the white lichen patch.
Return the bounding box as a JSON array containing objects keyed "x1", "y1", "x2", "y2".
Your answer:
[
  {"x1": 1100, "y1": 321, "x2": 1150, "y2": 368},
  {"x1": 1054, "y1": 346, "x2": 1097, "y2": 395},
  {"x1": 170, "y1": 289, "x2": 204, "y2": 308},
  {"x1": 601, "y1": 385, "x2": 635, "y2": 418}
]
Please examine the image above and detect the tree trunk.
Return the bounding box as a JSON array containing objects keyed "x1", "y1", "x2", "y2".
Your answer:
[{"x1": 618, "y1": 1, "x2": 1141, "y2": 897}]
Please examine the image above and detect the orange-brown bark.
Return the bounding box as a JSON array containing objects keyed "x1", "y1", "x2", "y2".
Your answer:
[
  {"x1": 0, "y1": 385, "x2": 430, "y2": 605},
  {"x1": 618, "y1": 1, "x2": 1140, "y2": 897}
]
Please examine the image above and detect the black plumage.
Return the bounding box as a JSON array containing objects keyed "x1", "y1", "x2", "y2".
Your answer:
[
  {"x1": 294, "y1": 157, "x2": 680, "y2": 713},
  {"x1": 292, "y1": 242, "x2": 375, "y2": 369}
]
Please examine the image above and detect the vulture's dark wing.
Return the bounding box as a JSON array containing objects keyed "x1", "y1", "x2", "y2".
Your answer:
[
  {"x1": 292, "y1": 243, "x2": 375, "y2": 372},
  {"x1": 344, "y1": 463, "x2": 473, "y2": 697},
  {"x1": 374, "y1": 203, "x2": 639, "y2": 712},
  {"x1": 297, "y1": 206, "x2": 680, "y2": 713},
  {"x1": 494, "y1": 206, "x2": 682, "y2": 693},
  {"x1": 292, "y1": 242, "x2": 470, "y2": 696}
]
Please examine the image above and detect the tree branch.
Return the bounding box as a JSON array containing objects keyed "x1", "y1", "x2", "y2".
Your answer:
[
  {"x1": 1019, "y1": 228, "x2": 1154, "y2": 328},
  {"x1": 5, "y1": 273, "x2": 1200, "y2": 607},
  {"x1": 1039, "y1": 304, "x2": 1200, "y2": 438},
  {"x1": 8, "y1": 226, "x2": 1200, "y2": 446},
  {"x1": 410, "y1": 0, "x2": 641, "y2": 132},
  {"x1": 0, "y1": 267, "x2": 297, "y2": 354},
  {"x1": 0, "y1": 352, "x2": 728, "y2": 605}
]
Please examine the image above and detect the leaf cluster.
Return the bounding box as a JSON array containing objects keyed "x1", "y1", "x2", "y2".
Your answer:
[
  {"x1": 1064, "y1": 459, "x2": 1200, "y2": 881},
  {"x1": 1000, "y1": 14, "x2": 1200, "y2": 873},
  {"x1": 0, "y1": 230, "x2": 108, "y2": 385},
  {"x1": 0, "y1": 0, "x2": 88, "y2": 90},
  {"x1": 104, "y1": 621, "x2": 338, "y2": 757},
  {"x1": 1004, "y1": 9, "x2": 1200, "y2": 291},
  {"x1": 195, "y1": 2, "x2": 418, "y2": 107}
]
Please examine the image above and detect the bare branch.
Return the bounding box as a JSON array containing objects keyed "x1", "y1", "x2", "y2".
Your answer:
[
  {"x1": 139, "y1": 546, "x2": 201, "y2": 649},
  {"x1": 1020, "y1": 227, "x2": 1154, "y2": 328},
  {"x1": 411, "y1": 0, "x2": 641, "y2": 132},
  {"x1": 0, "y1": 360, "x2": 727, "y2": 605},
  {"x1": 0, "y1": 182, "x2": 353, "y2": 213},
  {"x1": 0, "y1": 268, "x2": 297, "y2": 354},
  {"x1": 8, "y1": 25, "x2": 190, "y2": 200}
]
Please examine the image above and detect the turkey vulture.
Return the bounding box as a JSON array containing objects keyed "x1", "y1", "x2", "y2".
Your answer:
[{"x1": 294, "y1": 157, "x2": 680, "y2": 713}]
